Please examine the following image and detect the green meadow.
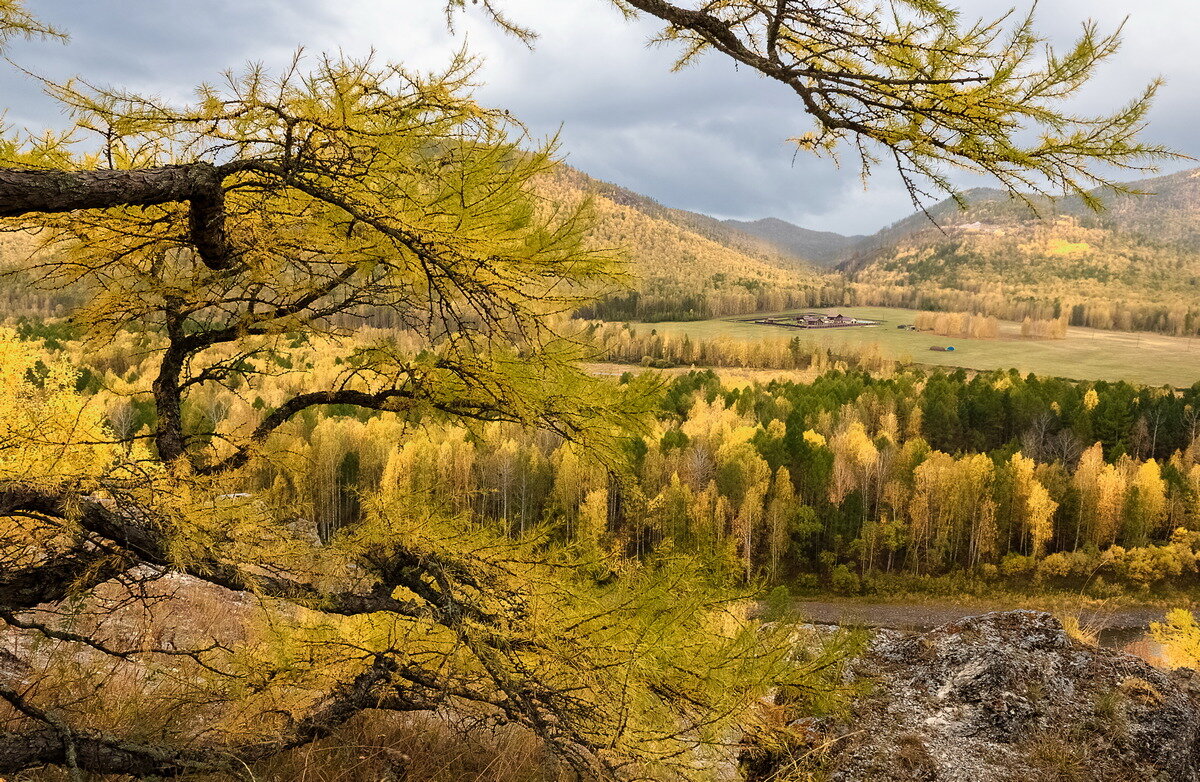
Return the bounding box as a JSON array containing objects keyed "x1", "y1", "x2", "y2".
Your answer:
[{"x1": 636, "y1": 306, "x2": 1200, "y2": 387}]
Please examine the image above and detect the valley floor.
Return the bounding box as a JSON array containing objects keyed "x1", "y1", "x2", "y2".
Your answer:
[
  {"x1": 637, "y1": 305, "x2": 1200, "y2": 387},
  {"x1": 792, "y1": 596, "x2": 1166, "y2": 632}
]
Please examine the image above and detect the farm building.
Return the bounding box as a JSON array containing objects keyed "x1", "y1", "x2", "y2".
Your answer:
[{"x1": 753, "y1": 312, "x2": 881, "y2": 329}]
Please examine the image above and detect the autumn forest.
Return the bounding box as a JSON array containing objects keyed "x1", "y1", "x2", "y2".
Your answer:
[{"x1": 3, "y1": 1, "x2": 1200, "y2": 780}]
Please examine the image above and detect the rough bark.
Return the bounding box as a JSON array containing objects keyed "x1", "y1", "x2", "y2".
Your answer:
[
  {"x1": 0, "y1": 552, "x2": 131, "y2": 613},
  {"x1": 0, "y1": 656, "x2": 439, "y2": 778},
  {"x1": 0, "y1": 729, "x2": 218, "y2": 778},
  {"x1": 0, "y1": 162, "x2": 235, "y2": 270}
]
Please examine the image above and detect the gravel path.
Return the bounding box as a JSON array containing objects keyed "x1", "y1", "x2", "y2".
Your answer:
[{"x1": 791, "y1": 599, "x2": 1168, "y2": 633}]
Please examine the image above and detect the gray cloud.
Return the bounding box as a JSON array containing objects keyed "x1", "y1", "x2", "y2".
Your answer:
[
  {"x1": 1, "y1": 0, "x2": 1195, "y2": 234},
  {"x1": 1, "y1": 1, "x2": 334, "y2": 126}
]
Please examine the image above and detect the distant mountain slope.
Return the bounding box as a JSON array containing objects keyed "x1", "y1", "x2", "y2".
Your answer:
[
  {"x1": 0, "y1": 232, "x2": 85, "y2": 319},
  {"x1": 846, "y1": 169, "x2": 1200, "y2": 267},
  {"x1": 546, "y1": 166, "x2": 819, "y2": 270},
  {"x1": 536, "y1": 166, "x2": 840, "y2": 321},
  {"x1": 720, "y1": 217, "x2": 863, "y2": 266},
  {"x1": 839, "y1": 168, "x2": 1200, "y2": 335},
  {"x1": 1072, "y1": 168, "x2": 1200, "y2": 250}
]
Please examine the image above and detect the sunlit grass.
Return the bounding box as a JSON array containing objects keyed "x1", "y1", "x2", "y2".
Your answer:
[{"x1": 640, "y1": 306, "x2": 1200, "y2": 387}]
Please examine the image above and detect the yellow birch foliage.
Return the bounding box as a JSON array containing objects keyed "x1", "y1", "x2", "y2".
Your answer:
[
  {"x1": 766, "y1": 467, "x2": 795, "y2": 580},
  {"x1": 1095, "y1": 465, "x2": 1129, "y2": 548},
  {"x1": 829, "y1": 422, "x2": 878, "y2": 504},
  {"x1": 1026, "y1": 480, "x2": 1057, "y2": 559},
  {"x1": 1127, "y1": 459, "x2": 1168, "y2": 544},
  {"x1": 578, "y1": 487, "x2": 609, "y2": 553},
  {"x1": 1188, "y1": 466, "x2": 1200, "y2": 529},
  {"x1": 1151, "y1": 609, "x2": 1200, "y2": 669},
  {"x1": 0, "y1": 328, "x2": 116, "y2": 481},
  {"x1": 1074, "y1": 443, "x2": 1105, "y2": 544},
  {"x1": 1010, "y1": 452, "x2": 1058, "y2": 558}
]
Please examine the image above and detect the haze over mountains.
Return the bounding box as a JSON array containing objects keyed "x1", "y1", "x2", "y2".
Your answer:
[
  {"x1": 719, "y1": 217, "x2": 863, "y2": 267},
  {"x1": 838, "y1": 167, "x2": 1200, "y2": 292},
  {"x1": 722, "y1": 166, "x2": 1200, "y2": 272},
  {"x1": 542, "y1": 165, "x2": 820, "y2": 282},
  {"x1": 540, "y1": 166, "x2": 837, "y2": 321},
  {"x1": 831, "y1": 167, "x2": 1200, "y2": 334}
]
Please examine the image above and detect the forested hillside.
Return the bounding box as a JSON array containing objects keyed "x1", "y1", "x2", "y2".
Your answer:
[
  {"x1": 21, "y1": 320, "x2": 1200, "y2": 594},
  {"x1": 547, "y1": 166, "x2": 817, "y2": 268},
  {"x1": 539, "y1": 166, "x2": 844, "y2": 320},
  {"x1": 2, "y1": 0, "x2": 1195, "y2": 779},
  {"x1": 840, "y1": 168, "x2": 1200, "y2": 335},
  {"x1": 555, "y1": 164, "x2": 1200, "y2": 332},
  {"x1": 10, "y1": 161, "x2": 1200, "y2": 333},
  {"x1": 0, "y1": 232, "x2": 83, "y2": 318},
  {"x1": 19, "y1": 158, "x2": 1195, "y2": 335}
]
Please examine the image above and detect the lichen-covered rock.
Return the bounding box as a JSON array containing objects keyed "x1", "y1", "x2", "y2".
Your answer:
[{"x1": 822, "y1": 611, "x2": 1200, "y2": 781}]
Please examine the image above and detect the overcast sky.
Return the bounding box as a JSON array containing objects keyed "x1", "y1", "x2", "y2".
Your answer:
[{"x1": 2, "y1": 1, "x2": 1196, "y2": 234}]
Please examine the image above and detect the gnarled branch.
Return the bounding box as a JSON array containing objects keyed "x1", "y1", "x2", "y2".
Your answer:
[{"x1": 0, "y1": 162, "x2": 236, "y2": 270}]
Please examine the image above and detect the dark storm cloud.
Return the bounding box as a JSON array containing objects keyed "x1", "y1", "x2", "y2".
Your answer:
[{"x1": 2, "y1": 1, "x2": 1195, "y2": 234}]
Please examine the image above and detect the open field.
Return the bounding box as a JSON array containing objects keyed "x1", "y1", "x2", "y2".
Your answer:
[
  {"x1": 585, "y1": 362, "x2": 829, "y2": 385},
  {"x1": 636, "y1": 306, "x2": 1200, "y2": 387}
]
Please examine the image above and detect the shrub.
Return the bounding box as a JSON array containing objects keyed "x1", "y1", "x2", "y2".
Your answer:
[
  {"x1": 1151, "y1": 609, "x2": 1200, "y2": 669},
  {"x1": 999, "y1": 553, "x2": 1036, "y2": 579},
  {"x1": 830, "y1": 564, "x2": 861, "y2": 595},
  {"x1": 1037, "y1": 552, "x2": 1074, "y2": 581},
  {"x1": 761, "y1": 585, "x2": 793, "y2": 622}
]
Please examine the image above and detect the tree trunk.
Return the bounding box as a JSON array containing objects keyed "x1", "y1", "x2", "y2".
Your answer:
[{"x1": 0, "y1": 162, "x2": 236, "y2": 269}]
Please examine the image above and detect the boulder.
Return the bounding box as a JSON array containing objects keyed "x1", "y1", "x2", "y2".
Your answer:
[{"x1": 819, "y1": 611, "x2": 1200, "y2": 781}]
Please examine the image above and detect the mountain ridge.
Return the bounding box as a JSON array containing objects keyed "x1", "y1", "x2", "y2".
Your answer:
[
  {"x1": 545, "y1": 162, "x2": 1200, "y2": 329},
  {"x1": 833, "y1": 166, "x2": 1200, "y2": 334},
  {"x1": 536, "y1": 165, "x2": 840, "y2": 321},
  {"x1": 719, "y1": 216, "x2": 864, "y2": 267},
  {"x1": 547, "y1": 166, "x2": 821, "y2": 271}
]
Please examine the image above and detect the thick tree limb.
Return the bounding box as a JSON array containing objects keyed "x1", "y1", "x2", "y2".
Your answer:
[
  {"x1": 0, "y1": 487, "x2": 147, "y2": 611},
  {"x1": 0, "y1": 655, "x2": 460, "y2": 778},
  {"x1": 0, "y1": 661, "x2": 431, "y2": 778},
  {"x1": 0, "y1": 727, "x2": 221, "y2": 778},
  {"x1": 0, "y1": 479, "x2": 619, "y2": 778},
  {"x1": 0, "y1": 550, "x2": 131, "y2": 613},
  {"x1": 0, "y1": 484, "x2": 422, "y2": 617},
  {"x1": 0, "y1": 163, "x2": 236, "y2": 270}
]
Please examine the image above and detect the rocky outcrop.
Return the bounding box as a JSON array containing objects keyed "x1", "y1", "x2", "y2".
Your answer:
[{"x1": 809, "y1": 611, "x2": 1200, "y2": 781}]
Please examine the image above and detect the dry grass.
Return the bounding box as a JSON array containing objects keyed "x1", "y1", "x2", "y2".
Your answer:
[
  {"x1": 1056, "y1": 612, "x2": 1104, "y2": 646},
  {"x1": 650, "y1": 306, "x2": 1200, "y2": 387},
  {"x1": 3, "y1": 575, "x2": 574, "y2": 782},
  {"x1": 894, "y1": 733, "x2": 937, "y2": 780},
  {"x1": 1027, "y1": 736, "x2": 1092, "y2": 781},
  {"x1": 11, "y1": 711, "x2": 568, "y2": 782},
  {"x1": 258, "y1": 711, "x2": 570, "y2": 782}
]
